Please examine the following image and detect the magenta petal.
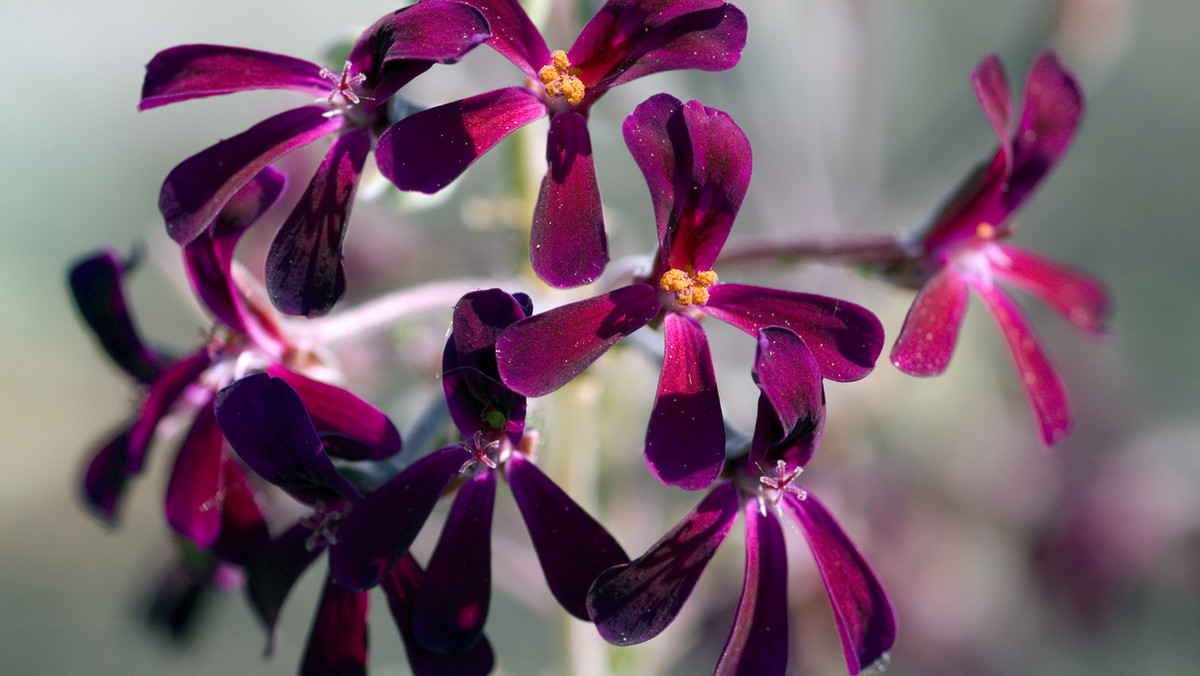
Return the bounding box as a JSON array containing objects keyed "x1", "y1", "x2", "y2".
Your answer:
[
  {"x1": 1004, "y1": 50, "x2": 1084, "y2": 214},
  {"x1": 267, "y1": 365, "x2": 401, "y2": 461},
  {"x1": 211, "y1": 460, "x2": 269, "y2": 567},
  {"x1": 506, "y1": 454, "x2": 629, "y2": 619},
  {"x1": 646, "y1": 313, "x2": 724, "y2": 490},
  {"x1": 413, "y1": 471, "x2": 496, "y2": 654},
  {"x1": 382, "y1": 555, "x2": 496, "y2": 676},
  {"x1": 266, "y1": 127, "x2": 370, "y2": 317},
  {"x1": 750, "y1": 327, "x2": 825, "y2": 470},
  {"x1": 328, "y1": 446, "x2": 470, "y2": 591},
  {"x1": 991, "y1": 244, "x2": 1109, "y2": 335},
  {"x1": 160, "y1": 106, "x2": 343, "y2": 244},
  {"x1": 783, "y1": 494, "x2": 896, "y2": 675},
  {"x1": 81, "y1": 424, "x2": 134, "y2": 522},
  {"x1": 704, "y1": 283, "x2": 884, "y2": 382},
  {"x1": 127, "y1": 350, "x2": 213, "y2": 474},
  {"x1": 443, "y1": 289, "x2": 528, "y2": 444},
  {"x1": 164, "y1": 397, "x2": 225, "y2": 548},
  {"x1": 496, "y1": 284, "x2": 660, "y2": 397},
  {"x1": 890, "y1": 268, "x2": 969, "y2": 377},
  {"x1": 376, "y1": 87, "x2": 546, "y2": 193},
  {"x1": 531, "y1": 111, "x2": 607, "y2": 288},
  {"x1": 970, "y1": 53, "x2": 1014, "y2": 171},
  {"x1": 246, "y1": 523, "x2": 326, "y2": 649},
  {"x1": 588, "y1": 482, "x2": 740, "y2": 645},
  {"x1": 140, "y1": 44, "x2": 328, "y2": 110},
  {"x1": 299, "y1": 574, "x2": 370, "y2": 676},
  {"x1": 969, "y1": 281, "x2": 1073, "y2": 446},
  {"x1": 457, "y1": 0, "x2": 550, "y2": 76},
  {"x1": 715, "y1": 502, "x2": 790, "y2": 676}
]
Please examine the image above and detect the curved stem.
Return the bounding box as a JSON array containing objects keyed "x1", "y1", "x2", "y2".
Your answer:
[{"x1": 718, "y1": 231, "x2": 914, "y2": 268}]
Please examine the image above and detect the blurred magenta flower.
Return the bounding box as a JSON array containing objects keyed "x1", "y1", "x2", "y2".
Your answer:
[
  {"x1": 140, "y1": 1, "x2": 490, "y2": 316},
  {"x1": 587, "y1": 327, "x2": 896, "y2": 675},
  {"x1": 376, "y1": 0, "x2": 748, "y2": 288},
  {"x1": 888, "y1": 51, "x2": 1109, "y2": 446},
  {"x1": 497, "y1": 94, "x2": 883, "y2": 490}
]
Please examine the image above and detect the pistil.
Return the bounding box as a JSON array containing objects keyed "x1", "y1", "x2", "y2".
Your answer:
[{"x1": 319, "y1": 60, "x2": 367, "y2": 107}]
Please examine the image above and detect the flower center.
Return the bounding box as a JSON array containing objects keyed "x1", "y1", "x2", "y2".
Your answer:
[
  {"x1": 458, "y1": 430, "x2": 501, "y2": 474},
  {"x1": 538, "y1": 50, "x2": 586, "y2": 106},
  {"x1": 660, "y1": 267, "x2": 719, "y2": 306},
  {"x1": 299, "y1": 501, "x2": 345, "y2": 552},
  {"x1": 319, "y1": 60, "x2": 367, "y2": 107},
  {"x1": 759, "y1": 460, "x2": 807, "y2": 505}
]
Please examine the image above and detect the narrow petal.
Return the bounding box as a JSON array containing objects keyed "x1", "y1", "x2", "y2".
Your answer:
[
  {"x1": 160, "y1": 106, "x2": 344, "y2": 244},
  {"x1": 783, "y1": 494, "x2": 897, "y2": 675},
  {"x1": 164, "y1": 396, "x2": 226, "y2": 548},
  {"x1": 750, "y1": 327, "x2": 825, "y2": 470},
  {"x1": 968, "y1": 281, "x2": 1073, "y2": 446},
  {"x1": 140, "y1": 44, "x2": 328, "y2": 110},
  {"x1": 715, "y1": 502, "x2": 790, "y2": 676},
  {"x1": 80, "y1": 424, "x2": 135, "y2": 522},
  {"x1": 127, "y1": 350, "x2": 213, "y2": 474},
  {"x1": 992, "y1": 245, "x2": 1108, "y2": 335},
  {"x1": 246, "y1": 523, "x2": 326, "y2": 652},
  {"x1": 214, "y1": 373, "x2": 362, "y2": 504},
  {"x1": 506, "y1": 454, "x2": 629, "y2": 619},
  {"x1": 890, "y1": 269, "x2": 969, "y2": 377},
  {"x1": 646, "y1": 313, "x2": 724, "y2": 490},
  {"x1": 328, "y1": 446, "x2": 471, "y2": 591},
  {"x1": 496, "y1": 284, "x2": 659, "y2": 397},
  {"x1": 457, "y1": 0, "x2": 550, "y2": 76},
  {"x1": 704, "y1": 284, "x2": 884, "y2": 382},
  {"x1": 414, "y1": 471, "x2": 497, "y2": 654},
  {"x1": 376, "y1": 87, "x2": 545, "y2": 194},
  {"x1": 382, "y1": 555, "x2": 496, "y2": 676},
  {"x1": 212, "y1": 460, "x2": 270, "y2": 567},
  {"x1": 970, "y1": 53, "x2": 1014, "y2": 172},
  {"x1": 267, "y1": 365, "x2": 402, "y2": 461},
  {"x1": 531, "y1": 111, "x2": 608, "y2": 288},
  {"x1": 588, "y1": 482, "x2": 740, "y2": 645},
  {"x1": 299, "y1": 575, "x2": 370, "y2": 676}
]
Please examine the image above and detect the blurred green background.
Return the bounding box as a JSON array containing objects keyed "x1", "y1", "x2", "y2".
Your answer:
[{"x1": 3, "y1": 0, "x2": 1198, "y2": 674}]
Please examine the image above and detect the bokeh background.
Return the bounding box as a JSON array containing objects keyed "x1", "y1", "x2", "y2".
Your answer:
[{"x1": 4, "y1": 0, "x2": 1198, "y2": 674}]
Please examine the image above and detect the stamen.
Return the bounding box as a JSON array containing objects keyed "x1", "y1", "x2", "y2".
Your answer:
[
  {"x1": 538, "y1": 50, "x2": 586, "y2": 106},
  {"x1": 975, "y1": 222, "x2": 997, "y2": 240},
  {"x1": 299, "y1": 502, "x2": 345, "y2": 552},
  {"x1": 759, "y1": 460, "x2": 807, "y2": 505},
  {"x1": 319, "y1": 61, "x2": 367, "y2": 106},
  {"x1": 659, "y1": 267, "x2": 719, "y2": 306},
  {"x1": 458, "y1": 430, "x2": 501, "y2": 473}
]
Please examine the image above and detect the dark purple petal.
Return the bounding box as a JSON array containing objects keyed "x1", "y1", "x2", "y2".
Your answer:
[
  {"x1": 714, "y1": 502, "x2": 790, "y2": 676},
  {"x1": 969, "y1": 280, "x2": 1072, "y2": 446},
  {"x1": 457, "y1": 0, "x2": 550, "y2": 76},
  {"x1": 992, "y1": 245, "x2": 1109, "y2": 335},
  {"x1": 413, "y1": 470, "x2": 496, "y2": 654},
  {"x1": 68, "y1": 249, "x2": 168, "y2": 384},
  {"x1": 211, "y1": 460, "x2": 269, "y2": 567},
  {"x1": 160, "y1": 106, "x2": 343, "y2": 245},
  {"x1": 971, "y1": 54, "x2": 1014, "y2": 173},
  {"x1": 127, "y1": 349, "x2": 213, "y2": 475},
  {"x1": 376, "y1": 87, "x2": 546, "y2": 193},
  {"x1": 140, "y1": 44, "x2": 328, "y2": 110},
  {"x1": 81, "y1": 424, "x2": 135, "y2": 522},
  {"x1": 783, "y1": 494, "x2": 896, "y2": 675},
  {"x1": 266, "y1": 127, "x2": 370, "y2": 317},
  {"x1": 266, "y1": 365, "x2": 402, "y2": 461},
  {"x1": 646, "y1": 313, "x2": 724, "y2": 490},
  {"x1": 506, "y1": 454, "x2": 629, "y2": 619},
  {"x1": 890, "y1": 268, "x2": 969, "y2": 377},
  {"x1": 246, "y1": 523, "x2": 326, "y2": 651},
  {"x1": 749, "y1": 327, "x2": 825, "y2": 470},
  {"x1": 299, "y1": 574, "x2": 370, "y2": 676},
  {"x1": 704, "y1": 283, "x2": 884, "y2": 382},
  {"x1": 329, "y1": 446, "x2": 471, "y2": 591},
  {"x1": 165, "y1": 396, "x2": 225, "y2": 548},
  {"x1": 382, "y1": 555, "x2": 496, "y2": 676},
  {"x1": 531, "y1": 111, "x2": 608, "y2": 288},
  {"x1": 497, "y1": 284, "x2": 660, "y2": 397},
  {"x1": 214, "y1": 373, "x2": 362, "y2": 504},
  {"x1": 588, "y1": 482, "x2": 740, "y2": 644},
  {"x1": 442, "y1": 289, "x2": 528, "y2": 444}
]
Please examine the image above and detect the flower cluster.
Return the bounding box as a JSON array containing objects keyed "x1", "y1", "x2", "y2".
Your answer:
[{"x1": 67, "y1": 1, "x2": 1110, "y2": 675}]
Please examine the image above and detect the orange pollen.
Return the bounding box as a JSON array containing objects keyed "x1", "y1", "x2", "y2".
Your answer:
[
  {"x1": 660, "y1": 267, "x2": 718, "y2": 306},
  {"x1": 976, "y1": 222, "x2": 997, "y2": 240},
  {"x1": 538, "y1": 50, "x2": 585, "y2": 106}
]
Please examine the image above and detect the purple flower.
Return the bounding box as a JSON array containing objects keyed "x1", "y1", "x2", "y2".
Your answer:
[
  {"x1": 496, "y1": 94, "x2": 884, "y2": 490},
  {"x1": 376, "y1": 0, "x2": 748, "y2": 288},
  {"x1": 329, "y1": 289, "x2": 628, "y2": 655},
  {"x1": 586, "y1": 327, "x2": 897, "y2": 675},
  {"x1": 888, "y1": 51, "x2": 1109, "y2": 447},
  {"x1": 141, "y1": 1, "x2": 491, "y2": 316}
]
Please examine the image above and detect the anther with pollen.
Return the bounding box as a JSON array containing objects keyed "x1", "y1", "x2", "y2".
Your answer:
[
  {"x1": 660, "y1": 267, "x2": 718, "y2": 305},
  {"x1": 538, "y1": 50, "x2": 586, "y2": 106}
]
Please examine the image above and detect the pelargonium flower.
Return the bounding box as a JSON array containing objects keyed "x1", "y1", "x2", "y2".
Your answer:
[
  {"x1": 496, "y1": 94, "x2": 884, "y2": 490},
  {"x1": 141, "y1": 1, "x2": 490, "y2": 316},
  {"x1": 376, "y1": 0, "x2": 748, "y2": 288},
  {"x1": 587, "y1": 327, "x2": 897, "y2": 675},
  {"x1": 887, "y1": 51, "x2": 1109, "y2": 446},
  {"x1": 70, "y1": 169, "x2": 401, "y2": 553},
  {"x1": 329, "y1": 288, "x2": 629, "y2": 656},
  {"x1": 214, "y1": 373, "x2": 493, "y2": 676}
]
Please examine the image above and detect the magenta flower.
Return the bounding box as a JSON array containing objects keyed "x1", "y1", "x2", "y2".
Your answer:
[
  {"x1": 587, "y1": 327, "x2": 896, "y2": 675},
  {"x1": 141, "y1": 1, "x2": 490, "y2": 316},
  {"x1": 329, "y1": 289, "x2": 628, "y2": 656},
  {"x1": 497, "y1": 94, "x2": 884, "y2": 490},
  {"x1": 888, "y1": 51, "x2": 1109, "y2": 446},
  {"x1": 376, "y1": 0, "x2": 748, "y2": 288}
]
